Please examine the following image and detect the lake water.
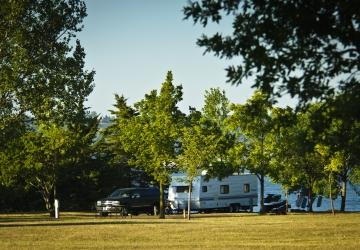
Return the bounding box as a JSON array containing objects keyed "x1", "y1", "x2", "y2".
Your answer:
[{"x1": 255, "y1": 178, "x2": 360, "y2": 212}]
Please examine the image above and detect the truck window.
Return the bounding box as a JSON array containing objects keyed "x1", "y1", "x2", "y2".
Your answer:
[
  {"x1": 202, "y1": 186, "x2": 207, "y2": 192},
  {"x1": 220, "y1": 185, "x2": 229, "y2": 194},
  {"x1": 243, "y1": 184, "x2": 250, "y2": 193},
  {"x1": 131, "y1": 193, "x2": 140, "y2": 199},
  {"x1": 120, "y1": 192, "x2": 130, "y2": 198}
]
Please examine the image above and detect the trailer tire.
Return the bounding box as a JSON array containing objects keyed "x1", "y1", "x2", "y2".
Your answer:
[{"x1": 229, "y1": 204, "x2": 240, "y2": 213}]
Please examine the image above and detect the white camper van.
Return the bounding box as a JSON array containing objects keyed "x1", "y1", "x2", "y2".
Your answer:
[{"x1": 168, "y1": 172, "x2": 258, "y2": 212}]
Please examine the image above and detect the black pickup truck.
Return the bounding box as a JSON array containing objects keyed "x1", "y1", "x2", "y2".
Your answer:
[{"x1": 96, "y1": 187, "x2": 160, "y2": 216}]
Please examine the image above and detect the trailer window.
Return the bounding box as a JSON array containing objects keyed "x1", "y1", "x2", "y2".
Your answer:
[
  {"x1": 176, "y1": 186, "x2": 190, "y2": 193},
  {"x1": 202, "y1": 186, "x2": 207, "y2": 192},
  {"x1": 243, "y1": 184, "x2": 250, "y2": 193},
  {"x1": 220, "y1": 185, "x2": 229, "y2": 194}
]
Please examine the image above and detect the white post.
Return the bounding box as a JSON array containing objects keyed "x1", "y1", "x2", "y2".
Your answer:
[{"x1": 54, "y1": 199, "x2": 59, "y2": 219}]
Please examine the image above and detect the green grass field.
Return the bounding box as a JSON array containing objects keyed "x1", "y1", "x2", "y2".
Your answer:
[{"x1": 0, "y1": 212, "x2": 359, "y2": 249}]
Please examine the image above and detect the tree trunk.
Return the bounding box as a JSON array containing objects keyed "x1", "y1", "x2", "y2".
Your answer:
[
  {"x1": 340, "y1": 179, "x2": 347, "y2": 212},
  {"x1": 43, "y1": 194, "x2": 52, "y2": 212},
  {"x1": 307, "y1": 187, "x2": 313, "y2": 212},
  {"x1": 259, "y1": 174, "x2": 265, "y2": 214},
  {"x1": 159, "y1": 182, "x2": 165, "y2": 219},
  {"x1": 329, "y1": 173, "x2": 335, "y2": 216},
  {"x1": 285, "y1": 188, "x2": 288, "y2": 214},
  {"x1": 187, "y1": 179, "x2": 192, "y2": 220},
  {"x1": 35, "y1": 180, "x2": 53, "y2": 216}
]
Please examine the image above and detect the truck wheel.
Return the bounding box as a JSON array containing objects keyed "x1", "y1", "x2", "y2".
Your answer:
[{"x1": 121, "y1": 207, "x2": 129, "y2": 216}]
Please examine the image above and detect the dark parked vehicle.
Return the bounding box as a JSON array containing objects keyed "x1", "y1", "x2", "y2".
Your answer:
[{"x1": 96, "y1": 187, "x2": 160, "y2": 216}]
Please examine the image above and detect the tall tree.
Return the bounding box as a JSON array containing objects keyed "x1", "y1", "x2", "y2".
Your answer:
[
  {"x1": 318, "y1": 88, "x2": 360, "y2": 211},
  {"x1": 268, "y1": 106, "x2": 298, "y2": 212},
  {"x1": 287, "y1": 105, "x2": 327, "y2": 212},
  {"x1": 101, "y1": 94, "x2": 136, "y2": 172},
  {"x1": 119, "y1": 71, "x2": 184, "y2": 219},
  {"x1": 177, "y1": 111, "x2": 220, "y2": 220},
  {"x1": 226, "y1": 90, "x2": 273, "y2": 213},
  {"x1": 184, "y1": 0, "x2": 359, "y2": 104},
  {"x1": 0, "y1": 0, "x2": 96, "y2": 214},
  {"x1": 16, "y1": 115, "x2": 98, "y2": 214},
  {"x1": 202, "y1": 88, "x2": 234, "y2": 178}
]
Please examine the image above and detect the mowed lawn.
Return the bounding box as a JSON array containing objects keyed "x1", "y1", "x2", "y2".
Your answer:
[{"x1": 0, "y1": 212, "x2": 359, "y2": 249}]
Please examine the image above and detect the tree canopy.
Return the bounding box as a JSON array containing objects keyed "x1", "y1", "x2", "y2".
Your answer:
[
  {"x1": 184, "y1": 0, "x2": 360, "y2": 104},
  {"x1": 117, "y1": 71, "x2": 185, "y2": 218},
  {"x1": 0, "y1": 0, "x2": 94, "y2": 129},
  {"x1": 0, "y1": 0, "x2": 97, "y2": 214}
]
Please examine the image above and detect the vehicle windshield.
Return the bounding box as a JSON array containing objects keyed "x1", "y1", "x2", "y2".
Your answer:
[{"x1": 108, "y1": 189, "x2": 131, "y2": 198}]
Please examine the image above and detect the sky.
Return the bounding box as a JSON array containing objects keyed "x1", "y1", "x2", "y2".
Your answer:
[{"x1": 79, "y1": 0, "x2": 291, "y2": 116}]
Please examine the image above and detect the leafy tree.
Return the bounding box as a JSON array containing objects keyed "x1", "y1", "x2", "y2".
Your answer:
[
  {"x1": 287, "y1": 105, "x2": 327, "y2": 212},
  {"x1": 202, "y1": 88, "x2": 230, "y2": 128},
  {"x1": 267, "y1": 106, "x2": 298, "y2": 212},
  {"x1": 119, "y1": 72, "x2": 184, "y2": 219},
  {"x1": 0, "y1": 0, "x2": 96, "y2": 213},
  {"x1": 318, "y1": 88, "x2": 360, "y2": 211},
  {"x1": 226, "y1": 90, "x2": 273, "y2": 213},
  {"x1": 20, "y1": 123, "x2": 73, "y2": 212},
  {"x1": 18, "y1": 115, "x2": 98, "y2": 214},
  {"x1": 101, "y1": 94, "x2": 136, "y2": 174},
  {"x1": 316, "y1": 145, "x2": 345, "y2": 215},
  {"x1": 184, "y1": 0, "x2": 359, "y2": 104},
  {"x1": 202, "y1": 88, "x2": 234, "y2": 178},
  {"x1": 177, "y1": 109, "x2": 221, "y2": 220},
  {"x1": 97, "y1": 95, "x2": 151, "y2": 195},
  {"x1": 0, "y1": 0, "x2": 93, "y2": 125}
]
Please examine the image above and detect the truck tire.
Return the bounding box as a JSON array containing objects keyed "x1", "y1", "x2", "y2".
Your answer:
[{"x1": 121, "y1": 207, "x2": 129, "y2": 216}]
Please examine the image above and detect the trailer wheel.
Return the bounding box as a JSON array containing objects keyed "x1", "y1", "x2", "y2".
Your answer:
[{"x1": 229, "y1": 204, "x2": 240, "y2": 213}]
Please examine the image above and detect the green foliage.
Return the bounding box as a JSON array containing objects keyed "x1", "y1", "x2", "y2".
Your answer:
[
  {"x1": 0, "y1": 0, "x2": 97, "y2": 213},
  {"x1": 184, "y1": 0, "x2": 359, "y2": 104},
  {"x1": 314, "y1": 88, "x2": 360, "y2": 210},
  {"x1": 121, "y1": 72, "x2": 184, "y2": 184},
  {"x1": 268, "y1": 106, "x2": 299, "y2": 191},
  {"x1": 202, "y1": 88, "x2": 230, "y2": 128},
  {"x1": 226, "y1": 90, "x2": 273, "y2": 212},
  {"x1": 177, "y1": 111, "x2": 222, "y2": 220},
  {"x1": 117, "y1": 71, "x2": 185, "y2": 218},
  {"x1": 0, "y1": 0, "x2": 94, "y2": 125},
  {"x1": 270, "y1": 104, "x2": 327, "y2": 211},
  {"x1": 200, "y1": 88, "x2": 234, "y2": 178},
  {"x1": 17, "y1": 116, "x2": 99, "y2": 212},
  {"x1": 227, "y1": 91, "x2": 273, "y2": 176},
  {"x1": 178, "y1": 114, "x2": 220, "y2": 181}
]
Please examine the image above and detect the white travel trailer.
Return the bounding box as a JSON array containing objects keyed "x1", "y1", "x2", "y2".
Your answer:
[{"x1": 168, "y1": 172, "x2": 258, "y2": 212}]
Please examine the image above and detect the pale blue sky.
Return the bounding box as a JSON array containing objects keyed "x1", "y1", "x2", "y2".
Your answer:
[{"x1": 79, "y1": 0, "x2": 291, "y2": 116}]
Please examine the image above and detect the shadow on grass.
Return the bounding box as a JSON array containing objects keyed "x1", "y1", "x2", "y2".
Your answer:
[
  {"x1": 0, "y1": 219, "x2": 185, "y2": 228},
  {"x1": 187, "y1": 213, "x2": 260, "y2": 219}
]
